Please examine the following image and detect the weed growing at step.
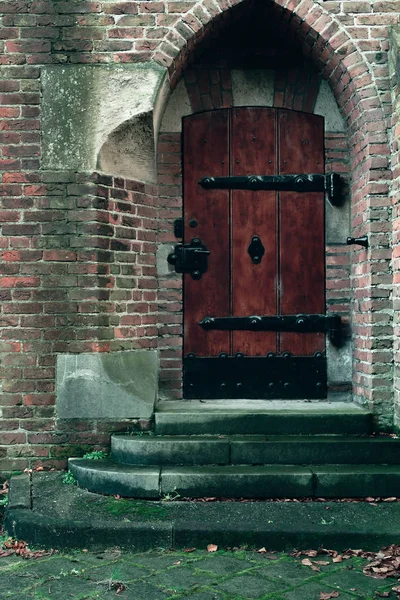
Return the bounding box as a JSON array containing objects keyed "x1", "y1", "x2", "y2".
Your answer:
[
  {"x1": 62, "y1": 472, "x2": 77, "y2": 485},
  {"x1": 161, "y1": 487, "x2": 181, "y2": 502},
  {"x1": 82, "y1": 451, "x2": 108, "y2": 460}
]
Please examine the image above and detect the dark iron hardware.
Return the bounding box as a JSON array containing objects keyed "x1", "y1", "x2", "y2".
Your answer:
[
  {"x1": 199, "y1": 313, "x2": 342, "y2": 346},
  {"x1": 248, "y1": 236, "x2": 265, "y2": 264},
  {"x1": 199, "y1": 173, "x2": 341, "y2": 205},
  {"x1": 347, "y1": 235, "x2": 368, "y2": 249},
  {"x1": 168, "y1": 237, "x2": 210, "y2": 280},
  {"x1": 184, "y1": 355, "x2": 327, "y2": 399},
  {"x1": 173, "y1": 218, "x2": 184, "y2": 239}
]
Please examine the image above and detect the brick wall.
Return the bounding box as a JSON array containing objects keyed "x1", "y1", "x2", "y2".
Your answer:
[
  {"x1": 0, "y1": 170, "x2": 158, "y2": 471},
  {"x1": 0, "y1": 0, "x2": 399, "y2": 467},
  {"x1": 391, "y1": 28, "x2": 400, "y2": 427}
]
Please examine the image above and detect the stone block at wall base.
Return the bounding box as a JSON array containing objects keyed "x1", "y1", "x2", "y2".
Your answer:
[{"x1": 56, "y1": 351, "x2": 158, "y2": 420}]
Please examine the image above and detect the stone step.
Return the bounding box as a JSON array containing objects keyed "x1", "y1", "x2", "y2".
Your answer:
[
  {"x1": 154, "y1": 401, "x2": 372, "y2": 435},
  {"x1": 111, "y1": 434, "x2": 400, "y2": 466},
  {"x1": 9, "y1": 471, "x2": 400, "y2": 552},
  {"x1": 68, "y1": 458, "x2": 400, "y2": 499}
]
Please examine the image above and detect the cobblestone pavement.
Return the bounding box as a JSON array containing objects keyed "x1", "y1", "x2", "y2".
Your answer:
[{"x1": 0, "y1": 546, "x2": 399, "y2": 600}]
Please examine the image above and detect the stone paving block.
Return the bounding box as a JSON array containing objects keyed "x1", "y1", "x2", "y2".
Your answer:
[
  {"x1": 281, "y1": 581, "x2": 356, "y2": 599},
  {"x1": 84, "y1": 560, "x2": 149, "y2": 582},
  {"x1": 181, "y1": 592, "x2": 225, "y2": 600},
  {"x1": 129, "y1": 553, "x2": 189, "y2": 571},
  {"x1": 192, "y1": 555, "x2": 252, "y2": 576},
  {"x1": 7, "y1": 474, "x2": 30, "y2": 510},
  {"x1": 107, "y1": 580, "x2": 170, "y2": 600},
  {"x1": 148, "y1": 566, "x2": 216, "y2": 593},
  {"x1": 321, "y1": 569, "x2": 394, "y2": 595},
  {"x1": 217, "y1": 573, "x2": 286, "y2": 598},
  {"x1": 256, "y1": 558, "x2": 321, "y2": 583},
  {"x1": 22, "y1": 576, "x2": 101, "y2": 600}
]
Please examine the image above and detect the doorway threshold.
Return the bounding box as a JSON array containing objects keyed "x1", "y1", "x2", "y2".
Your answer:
[
  {"x1": 156, "y1": 393, "x2": 356, "y2": 414},
  {"x1": 154, "y1": 396, "x2": 370, "y2": 435}
]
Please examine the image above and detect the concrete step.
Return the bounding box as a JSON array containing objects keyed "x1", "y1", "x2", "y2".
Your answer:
[
  {"x1": 9, "y1": 471, "x2": 400, "y2": 551},
  {"x1": 69, "y1": 459, "x2": 160, "y2": 499},
  {"x1": 69, "y1": 458, "x2": 400, "y2": 499},
  {"x1": 111, "y1": 434, "x2": 400, "y2": 466},
  {"x1": 154, "y1": 401, "x2": 372, "y2": 435}
]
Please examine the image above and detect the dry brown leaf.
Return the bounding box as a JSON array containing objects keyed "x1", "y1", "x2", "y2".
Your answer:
[
  {"x1": 314, "y1": 560, "x2": 330, "y2": 566},
  {"x1": 184, "y1": 548, "x2": 196, "y2": 553},
  {"x1": 374, "y1": 592, "x2": 390, "y2": 598},
  {"x1": 301, "y1": 558, "x2": 313, "y2": 567},
  {"x1": 257, "y1": 547, "x2": 267, "y2": 554},
  {"x1": 207, "y1": 544, "x2": 218, "y2": 553},
  {"x1": 319, "y1": 591, "x2": 339, "y2": 599},
  {"x1": 392, "y1": 585, "x2": 400, "y2": 593},
  {"x1": 383, "y1": 497, "x2": 397, "y2": 502},
  {"x1": 332, "y1": 556, "x2": 343, "y2": 563}
]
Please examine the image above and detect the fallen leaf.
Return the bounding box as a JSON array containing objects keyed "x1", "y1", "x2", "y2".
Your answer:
[
  {"x1": 301, "y1": 558, "x2": 320, "y2": 572},
  {"x1": 314, "y1": 560, "x2": 330, "y2": 566},
  {"x1": 184, "y1": 548, "x2": 196, "y2": 553},
  {"x1": 383, "y1": 497, "x2": 397, "y2": 502},
  {"x1": 257, "y1": 547, "x2": 267, "y2": 554},
  {"x1": 173, "y1": 560, "x2": 181, "y2": 565},
  {"x1": 375, "y1": 592, "x2": 390, "y2": 597},
  {"x1": 319, "y1": 591, "x2": 339, "y2": 599},
  {"x1": 393, "y1": 585, "x2": 400, "y2": 593},
  {"x1": 301, "y1": 558, "x2": 313, "y2": 567},
  {"x1": 332, "y1": 556, "x2": 343, "y2": 563},
  {"x1": 113, "y1": 495, "x2": 121, "y2": 500},
  {"x1": 207, "y1": 544, "x2": 218, "y2": 553}
]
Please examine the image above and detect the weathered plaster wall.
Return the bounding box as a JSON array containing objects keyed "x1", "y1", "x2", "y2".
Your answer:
[{"x1": 42, "y1": 64, "x2": 167, "y2": 179}]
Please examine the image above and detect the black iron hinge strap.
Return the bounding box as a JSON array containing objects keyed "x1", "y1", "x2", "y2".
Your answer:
[
  {"x1": 199, "y1": 173, "x2": 341, "y2": 205},
  {"x1": 199, "y1": 314, "x2": 342, "y2": 346}
]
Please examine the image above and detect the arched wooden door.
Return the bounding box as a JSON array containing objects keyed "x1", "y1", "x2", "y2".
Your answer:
[{"x1": 178, "y1": 107, "x2": 328, "y2": 399}]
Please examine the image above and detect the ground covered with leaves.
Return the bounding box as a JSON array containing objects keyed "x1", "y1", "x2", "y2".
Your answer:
[{"x1": 0, "y1": 539, "x2": 400, "y2": 599}]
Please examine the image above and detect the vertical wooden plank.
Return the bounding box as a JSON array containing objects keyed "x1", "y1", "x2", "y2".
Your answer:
[
  {"x1": 231, "y1": 108, "x2": 278, "y2": 356},
  {"x1": 183, "y1": 111, "x2": 230, "y2": 357},
  {"x1": 278, "y1": 110, "x2": 325, "y2": 356}
]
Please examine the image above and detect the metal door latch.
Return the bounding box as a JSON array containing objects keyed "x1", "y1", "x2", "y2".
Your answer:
[
  {"x1": 347, "y1": 235, "x2": 368, "y2": 249},
  {"x1": 168, "y1": 237, "x2": 210, "y2": 280}
]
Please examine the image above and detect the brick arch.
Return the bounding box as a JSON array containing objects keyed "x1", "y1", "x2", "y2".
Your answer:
[{"x1": 155, "y1": 0, "x2": 386, "y2": 153}]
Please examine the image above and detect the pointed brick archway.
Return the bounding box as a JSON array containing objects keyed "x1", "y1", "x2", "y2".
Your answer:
[{"x1": 156, "y1": 0, "x2": 393, "y2": 427}]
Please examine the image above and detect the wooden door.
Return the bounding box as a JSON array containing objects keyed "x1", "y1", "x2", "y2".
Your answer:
[{"x1": 182, "y1": 108, "x2": 326, "y2": 399}]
